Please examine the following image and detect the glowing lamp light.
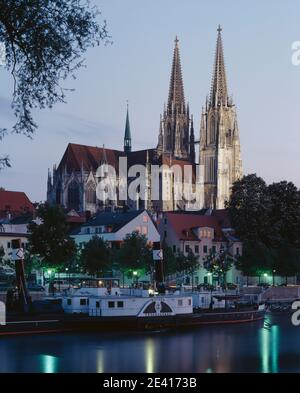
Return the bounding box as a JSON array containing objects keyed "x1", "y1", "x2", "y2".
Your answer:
[
  {"x1": 47, "y1": 269, "x2": 52, "y2": 276},
  {"x1": 264, "y1": 273, "x2": 268, "y2": 277},
  {"x1": 133, "y1": 271, "x2": 138, "y2": 276}
]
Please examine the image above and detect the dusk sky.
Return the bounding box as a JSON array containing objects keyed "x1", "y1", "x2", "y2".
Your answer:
[{"x1": 1, "y1": 0, "x2": 300, "y2": 202}]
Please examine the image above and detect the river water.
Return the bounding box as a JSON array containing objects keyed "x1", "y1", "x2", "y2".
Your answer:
[{"x1": 0, "y1": 313, "x2": 299, "y2": 373}]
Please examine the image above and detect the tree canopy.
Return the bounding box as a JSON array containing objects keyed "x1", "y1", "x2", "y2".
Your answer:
[
  {"x1": 116, "y1": 231, "x2": 153, "y2": 277},
  {"x1": 28, "y1": 203, "x2": 76, "y2": 268},
  {"x1": 80, "y1": 236, "x2": 111, "y2": 276},
  {"x1": 0, "y1": 0, "x2": 109, "y2": 167},
  {"x1": 228, "y1": 174, "x2": 300, "y2": 279}
]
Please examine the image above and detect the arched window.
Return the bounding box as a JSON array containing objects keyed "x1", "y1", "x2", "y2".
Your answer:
[
  {"x1": 86, "y1": 181, "x2": 96, "y2": 204},
  {"x1": 68, "y1": 181, "x2": 80, "y2": 211}
]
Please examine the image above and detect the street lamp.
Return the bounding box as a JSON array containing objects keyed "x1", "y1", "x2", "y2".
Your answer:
[
  {"x1": 133, "y1": 271, "x2": 138, "y2": 286},
  {"x1": 273, "y1": 270, "x2": 276, "y2": 286},
  {"x1": 207, "y1": 272, "x2": 212, "y2": 285},
  {"x1": 65, "y1": 267, "x2": 70, "y2": 287},
  {"x1": 263, "y1": 273, "x2": 268, "y2": 284}
]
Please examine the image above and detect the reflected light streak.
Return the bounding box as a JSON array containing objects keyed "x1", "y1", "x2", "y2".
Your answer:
[
  {"x1": 40, "y1": 355, "x2": 58, "y2": 373},
  {"x1": 145, "y1": 338, "x2": 155, "y2": 373}
]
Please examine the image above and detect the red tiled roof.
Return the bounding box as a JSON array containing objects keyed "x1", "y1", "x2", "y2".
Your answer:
[
  {"x1": 0, "y1": 191, "x2": 34, "y2": 217},
  {"x1": 165, "y1": 212, "x2": 225, "y2": 241},
  {"x1": 57, "y1": 143, "x2": 125, "y2": 173}
]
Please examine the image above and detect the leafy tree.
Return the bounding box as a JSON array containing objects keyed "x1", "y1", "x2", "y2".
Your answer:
[
  {"x1": 228, "y1": 175, "x2": 300, "y2": 282},
  {"x1": 235, "y1": 241, "x2": 275, "y2": 285},
  {"x1": 0, "y1": 0, "x2": 109, "y2": 167},
  {"x1": 274, "y1": 242, "x2": 300, "y2": 283},
  {"x1": 267, "y1": 181, "x2": 300, "y2": 247},
  {"x1": 117, "y1": 231, "x2": 153, "y2": 278},
  {"x1": 80, "y1": 236, "x2": 111, "y2": 276},
  {"x1": 203, "y1": 248, "x2": 233, "y2": 286},
  {"x1": 227, "y1": 174, "x2": 271, "y2": 243},
  {"x1": 183, "y1": 250, "x2": 199, "y2": 288},
  {"x1": 28, "y1": 203, "x2": 76, "y2": 269},
  {"x1": 162, "y1": 243, "x2": 178, "y2": 277}
]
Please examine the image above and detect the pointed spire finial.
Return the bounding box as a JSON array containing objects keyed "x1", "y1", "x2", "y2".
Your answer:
[
  {"x1": 168, "y1": 36, "x2": 185, "y2": 112},
  {"x1": 209, "y1": 25, "x2": 228, "y2": 107},
  {"x1": 124, "y1": 102, "x2": 132, "y2": 153}
]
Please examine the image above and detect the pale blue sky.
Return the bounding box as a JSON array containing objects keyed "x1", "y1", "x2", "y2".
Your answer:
[{"x1": 1, "y1": 0, "x2": 300, "y2": 202}]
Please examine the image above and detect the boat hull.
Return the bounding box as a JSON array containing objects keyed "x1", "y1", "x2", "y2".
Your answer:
[{"x1": 62, "y1": 308, "x2": 266, "y2": 332}]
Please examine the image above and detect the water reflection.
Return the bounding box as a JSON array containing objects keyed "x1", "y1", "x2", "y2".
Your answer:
[
  {"x1": 39, "y1": 355, "x2": 59, "y2": 373},
  {"x1": 259, "y1": 315, "x2": 279, "y2": 373},
  {"x1": 145, "y1": 337, "x2": 155, "y2": 373},
  {"x1": 0, "y1": 314, "x2": 297, "y2": 373}
]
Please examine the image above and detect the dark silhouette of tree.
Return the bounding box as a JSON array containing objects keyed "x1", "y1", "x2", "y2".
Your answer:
[
  {"x1": 28, "y1": 203, "x2": 76, "y2": 269},
  {"x1": 80, "y1": 236, "x2": 111, "y2": 276},
  {"x1": 116, "y1": 231, "x2": 153, "y2": 278},
  {"x1": 0, "y1": 0, "x2": 109, "y2": 167},
  {"x1": 228, "y1": 174, "x2": 300, "y2": 281},
  {"x1": 203, "y1": 248, "x2": 233, "y2": 286}
]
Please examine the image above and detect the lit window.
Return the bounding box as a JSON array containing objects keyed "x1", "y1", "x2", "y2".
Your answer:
[
  {"x1": 142, "y1": 215, "x2": 148, "y2": 223},
  {"x1": 142, "y1": 226, "x2": 148, "y2": 235}
]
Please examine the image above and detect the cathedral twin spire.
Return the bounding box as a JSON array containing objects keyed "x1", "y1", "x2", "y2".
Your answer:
[
  {"x1": 168, "y1": 36, "x2": 186, "y2": 113},
  {"x1": 210, "y1": 25, "x2": 229, "y2": 108},
  {"x1": 157, "y1": 36, "x2": 194, "y2": 162}
]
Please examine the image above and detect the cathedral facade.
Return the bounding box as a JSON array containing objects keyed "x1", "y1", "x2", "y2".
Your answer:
[{"x1": 47, "y1": 27, "x2": 242, "y2": 213}]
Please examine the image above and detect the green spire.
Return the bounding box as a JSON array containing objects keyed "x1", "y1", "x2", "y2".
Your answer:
[{"x1": 124, "y1": 102, "x2": 132, "y2": 153}]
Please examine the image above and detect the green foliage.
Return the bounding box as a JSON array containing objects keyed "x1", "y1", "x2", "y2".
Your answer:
[
  {"x1": 203, "y1": 247, "x2": 233, "y2": 284},
  {"x1": 235, "y1": 241, "x2": 274, "y2": 278},
  {"x1": 28, "y1": 203, "x2": 76, "y2": 268},
  {"x1": 226, "y1": 174, "x2": 270, "y2": 242},
  {"x1": 0, "y1": 0, "x2": 109, "y2": 167},
  {"x1": 116, "y1": 231, "x2": 153, "y2": 275},
  {"x1": 162, "y1": 243, "x2": 178, "y2": 276},
  {"x1": 80, "y1": 236, "x2": 111, "y2": 276},
  {"x1": 228, "y1": 174, "x2": 300, "y2": 278}
]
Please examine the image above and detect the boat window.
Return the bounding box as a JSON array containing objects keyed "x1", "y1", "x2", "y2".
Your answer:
[
  {"x1": 188, "y1": 299, "x2": 192, "y2": 306},
  {"x1": 96, "y1": 301, "x2": 100, "y2": 308},
  {"x1": 117, "y1": 301, "x2": 124, "y2": 308},
  {"x1": 67, "y1": 299, "x2": 72, "y2": 306},
  {"x1": 178, "y1": 299, "x2": 183, "y2": 306},
  {"x1": 108, "y1": 301, "x2": 115, "y2": 308},
  {"x1": 80, "y1": 298, "x2": 87, "y2": 306}
]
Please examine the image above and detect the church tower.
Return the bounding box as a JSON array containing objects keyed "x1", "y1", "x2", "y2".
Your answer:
[
  {"x1": 199, "y1": 26, "x2": 243, "y2": 209},
  {"x1": 157, "y1": 37, "x2": 195, "y2": 162},
  {"x1": 124, "y1": 103, "x2": 132, "y2": 154}
]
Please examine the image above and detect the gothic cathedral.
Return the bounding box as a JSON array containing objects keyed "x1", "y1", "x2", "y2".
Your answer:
[{"x1": 47, "y1": 27, "x2": 242, "y2": 213}]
